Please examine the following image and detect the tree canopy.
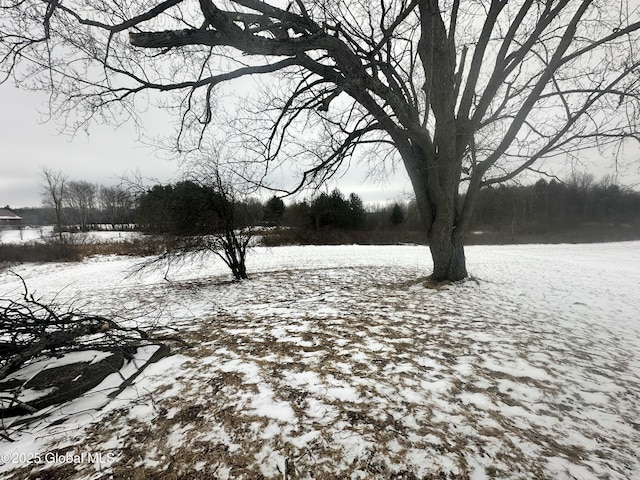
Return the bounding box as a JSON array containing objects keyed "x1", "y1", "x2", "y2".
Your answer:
[{"x1": 2, "y1": 0, "x2": 640, "y2": 280}]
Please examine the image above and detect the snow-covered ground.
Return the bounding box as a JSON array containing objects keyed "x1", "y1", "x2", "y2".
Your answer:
[
  {"x1": 0, "y1": 243, "x2": 639, "y2": 479},
  {"x1": 0, "y1": 226, "x2": 141, "y2": 245}
]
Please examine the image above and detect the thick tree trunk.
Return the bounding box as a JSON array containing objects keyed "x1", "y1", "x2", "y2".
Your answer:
[
  {"x1": 402, "y1": 146, "x2": 468, "y2": 282},
  {"x1": 425, "y1": 185, "x2": 468, "y2": 282},
  {"x1": 230, "y1": 263, "x2": 248, "y2": 281},
  {"x1": 428, "y1": 226, "x2": 467, "y2": 282}
]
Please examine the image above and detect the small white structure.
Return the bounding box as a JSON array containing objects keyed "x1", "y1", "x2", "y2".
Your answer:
[{"x1": 0, "y1": 208, "x2": 22, "y2": 229}]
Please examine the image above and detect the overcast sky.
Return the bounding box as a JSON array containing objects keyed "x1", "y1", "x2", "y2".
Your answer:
[
  {"x1": 0, "y1": 83, "x2": 413, "y2": 209},
  {"x1": 1, "y1": 84, "x2": 177, "y2": 208},
  {"x1": 2, "y1": 80, "x2": 639, "y2": 210}
]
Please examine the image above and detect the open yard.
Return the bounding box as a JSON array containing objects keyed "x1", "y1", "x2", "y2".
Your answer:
[{"x1": 1, "y1": 242, "x2": 639, "y2": 479}]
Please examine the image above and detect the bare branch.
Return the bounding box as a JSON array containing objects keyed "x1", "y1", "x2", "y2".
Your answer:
[{"x1": 3, "y1": 0, "x2": 640, "y2": 280}]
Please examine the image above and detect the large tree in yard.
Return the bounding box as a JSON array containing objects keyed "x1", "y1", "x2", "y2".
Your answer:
[{"x1": 2, "y1": 0, "x2": 640, "y2": 280}]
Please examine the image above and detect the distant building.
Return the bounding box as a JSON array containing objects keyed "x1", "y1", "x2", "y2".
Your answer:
[{"x1": 0, "y1": 207, "x2": 23, "y2": 229}]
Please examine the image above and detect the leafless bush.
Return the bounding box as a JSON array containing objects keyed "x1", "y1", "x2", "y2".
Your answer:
[{"x1": 130, "y1": 229, "x2": 253, "y2": 282}]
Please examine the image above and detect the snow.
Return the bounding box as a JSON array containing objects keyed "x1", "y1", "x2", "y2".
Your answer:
[
  {"x1": 0, "y1": 242, "x2": 639, "y2": 479},
  {"x1": 4, "y1": 350, "x2": 114, "y2": 382},
  {"x1": 0, "y1": 226, "x2": 142, "y2": 245}
]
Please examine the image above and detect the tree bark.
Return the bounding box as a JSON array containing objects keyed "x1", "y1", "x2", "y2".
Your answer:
[
  {"x1": 402, "y1": 145, "x2": 468, "y2": 282},
  {"x1": 428, "y1": 216, "x2": 467, "y2": 282},
  {"x1": 425, "y1": 186, "x2": 468, "y2": 282}
]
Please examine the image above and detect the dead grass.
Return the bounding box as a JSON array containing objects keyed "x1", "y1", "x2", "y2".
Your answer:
[
  {"x1": 0, "y1": 235, "x2": 167, "y2": 264},
  {"x1": 0, "y1": 243, "x2": 84, "y2": 263},
  {"x1": 4, "y1": 265, "x2": 637, "y2": 479}
]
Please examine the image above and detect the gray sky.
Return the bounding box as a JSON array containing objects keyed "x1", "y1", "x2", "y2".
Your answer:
[
  {"x1": 1, "y1": 85, "x2": 179, "y2": 208},
  {"x1": 0, "y1": 84, "x2": 412, "y2": 209},
  {"x1": 2, "y1": 81, "x2": 638, "y2": 210}
]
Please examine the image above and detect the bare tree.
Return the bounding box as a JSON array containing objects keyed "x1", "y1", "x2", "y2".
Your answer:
[
  {"x1": 40, "y1": 167, "x2": 67, "y2": 237},
  {"x1": 136, "y1": 163, "x2": 254, "y2": 280},
  {"x1": 204, "y1": 169, "x2": 254, "y2": 280},
  {"x1": 99, "y1": 185, "x2": 134, "y2": 229},
  {"x1": 179, "y1": 164, "x2": 255, "y2": 281},
  {"x1": 5, "y1": 1, "x2": 640, "y2": 280},
  {"x1": 66, "y1": 180, "x2": 97, "y2": 231}
]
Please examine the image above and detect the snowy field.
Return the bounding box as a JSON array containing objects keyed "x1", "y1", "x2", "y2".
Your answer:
[
  {"x1": 0, "y1": 242, "x2": 639, "y2": 479},
  {"x1": 0, "y1": 226, "x2": 141, "y2": 245}
]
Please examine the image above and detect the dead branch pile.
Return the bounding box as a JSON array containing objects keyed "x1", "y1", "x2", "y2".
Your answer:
[{"x1": 0, "y1": 273, "x2": 153, "y2": 383}]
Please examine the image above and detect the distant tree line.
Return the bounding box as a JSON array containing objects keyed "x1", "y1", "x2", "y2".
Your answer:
[
  {"x1": 274, "y1": 189, "x2": 366, "y2": 231},
  {"x1": 14, "y1": 170, "x2": 640, "y2": 244},
  {"x1": 21, "y1": 184, "x2": 135, "y2": 231},
  {"x1": 35, "y1": 168, "x2": 135, "y2": 232},
  {"x1": 468, "y1": 174, "x2": 640, "y2": 240},
  {"x1": 136, "y1": 185, "x2": 369, "y2": 234}
]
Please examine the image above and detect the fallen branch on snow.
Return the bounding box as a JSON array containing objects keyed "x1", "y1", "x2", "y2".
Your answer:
[{"x1": 0, "y1": 273, "x2": 157, "y2": 382}]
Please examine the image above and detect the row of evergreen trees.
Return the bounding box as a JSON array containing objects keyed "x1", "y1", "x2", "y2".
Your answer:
[
  {"x1": 469, "y1": 175, "x2": 640, "y2": 235},
  {"x1": 136, "y1": 182, "x2": 259, "y2": 235},
  {"x1": 134, "y1": 184, "x2": 369, "y2": 235}
]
